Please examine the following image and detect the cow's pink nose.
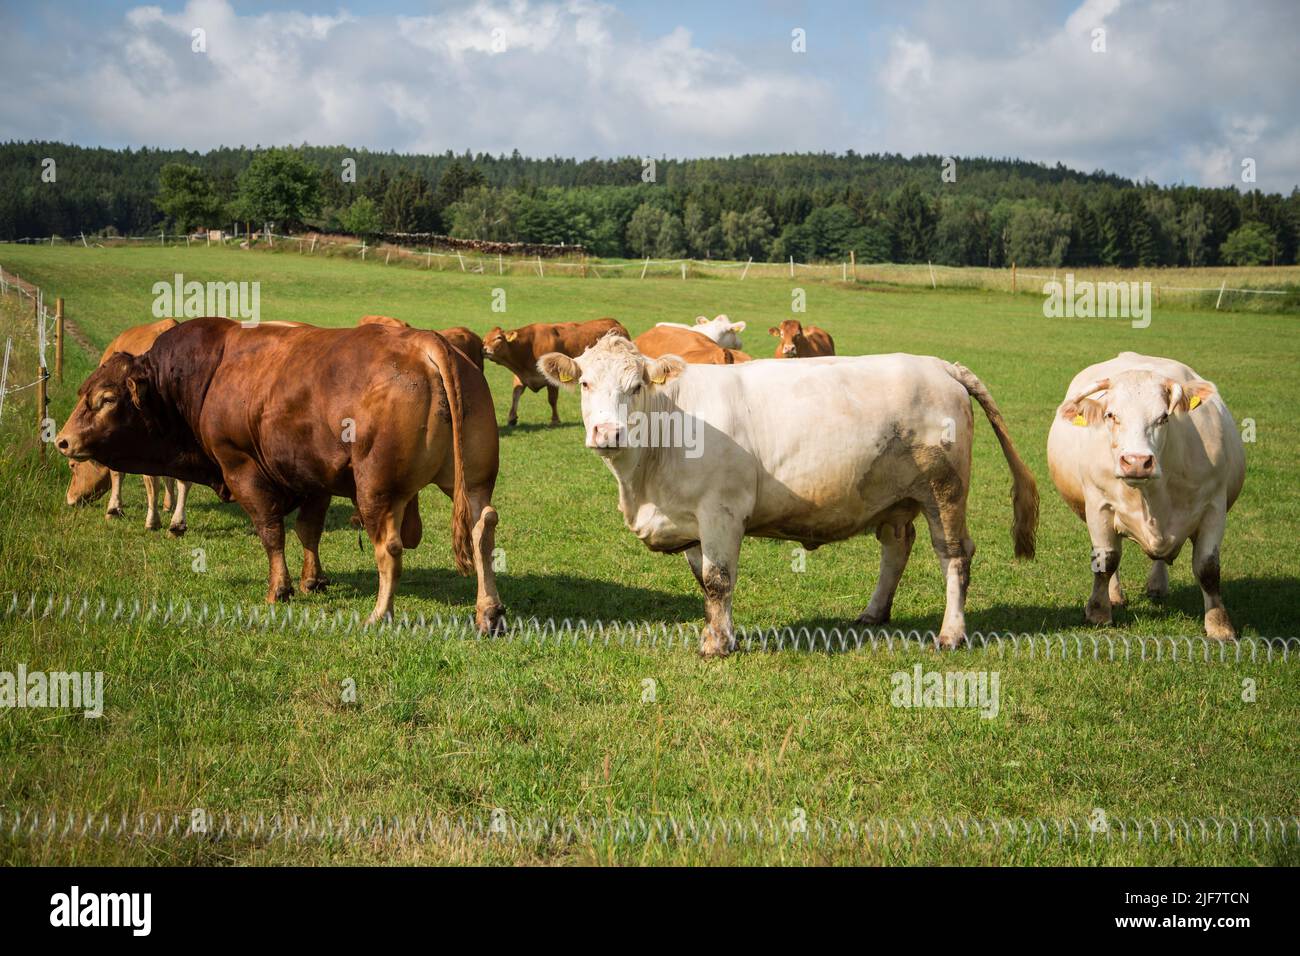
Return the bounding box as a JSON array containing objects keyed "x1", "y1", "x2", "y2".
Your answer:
[
  {"x1": 588, "y1": 422, "x2": 625, "y2": 448},
  {"x1": 1120, "y1": 453, "x2": 1155, "y2": 477}
]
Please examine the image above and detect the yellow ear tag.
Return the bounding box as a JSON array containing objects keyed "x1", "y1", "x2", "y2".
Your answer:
[
  {"x1": 1072, "y1": 414, "x2": 1087, "y2": 427},
  {"x1": 650, "y1": 373, "x2": 666, "y2": 385},
  {"x1": 559, "y1": 372, "x2": 573, "y2": 383},
  {"x1": 505, "y1": 331, "x2": 518, "y2": 342},
  {"x1": 1188, "y1": 395, "x2": 1201, "y2": 410}
]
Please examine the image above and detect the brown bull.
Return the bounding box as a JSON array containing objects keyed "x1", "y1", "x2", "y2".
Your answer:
[
  {"x1": 482, "y1": 318, "x2": 629, "y2": 425},
  {"x1": 358, "y1": 315, "x2": 484, "y2": 368},
  {"x1": 769, "y1": 319, "x2": 834, "y2": 358},
  {"x1": 64, "y1": 317, "x2": 191, "y2": 535},
  {"x1": 634, "y1": 326, "x2": 752, "y2": 365},
  {"x1": 55, "y1": 317, "x2": 504, "y2": 630}
]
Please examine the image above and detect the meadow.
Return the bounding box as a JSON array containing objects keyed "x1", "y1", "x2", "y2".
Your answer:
[{"x1": 0, "y1": 244, "x2": 1296, "y2": 865}]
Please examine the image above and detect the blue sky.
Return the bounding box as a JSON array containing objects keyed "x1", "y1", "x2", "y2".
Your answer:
[{"x1": 1, "y1": 0, "x2": 1296, "y2": 191}]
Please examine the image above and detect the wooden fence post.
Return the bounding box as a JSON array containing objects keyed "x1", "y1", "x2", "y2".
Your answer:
[
  {"x1": 741, "y1": 257, "x2": 752, "y2": 280},
  {"x1": 850, "y1": 249, "x2": 857, "y2": 281},
  {"x1": 55, "y1": 298, "x2": 64, "y2": 384},
  {"x1": 1011, "y1": 262, "x2": 1017, "y2": 295},
  {"x1": 1215, "y1": 279, "x2": 1227, "y2": 310}
]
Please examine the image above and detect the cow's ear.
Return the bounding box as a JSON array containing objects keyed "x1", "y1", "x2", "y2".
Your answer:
[
  {"x1": 644, "y1": 355, "x2": 686, "y2": 386},
  {"x1": 729, "y1": 320, "x2": 746, "y2": 332},
  {"x1": 1060, "y1": 397, "x2": 1104, "y2": 427},
  {"x1": 538, "y1": 353, "x2": 580, "y2": 387},
  {"x1": 1169, "y1": 379, "x2": 1216, "y2": 413},
  {"x1": 126, "y1": 374, "x2": 149, "y2": 411},
  {"x1": 695, "y1": 315, "x2": 710, "y2": 325},
  {"x1": 768, "y1": 326, "x2": 780, "y2": 337},
  {"x1": 505, "y1": 330, "x2": 519, "y2": 342}
]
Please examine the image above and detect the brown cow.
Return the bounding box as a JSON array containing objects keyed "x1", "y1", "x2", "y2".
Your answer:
[
  {"x1": 358, "y1": 315, "x2": 484, "y2": 369},
  {"x1": 64, "y1": 317, "x2": 191, "y2": 535},
  {"x1": 483, "y1": 318, "x2": 629, "y2": 425},
  {"x1": 634, "y1": 326, "x2": 752, "y2": 365},
  {"x1": 769, "y1": 319, "x2": 834, "y2": 358},
  {"x1": 55, "y1": 317, "x2": 504, "y2": 631}
]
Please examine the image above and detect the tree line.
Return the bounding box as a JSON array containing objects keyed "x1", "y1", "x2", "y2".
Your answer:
[{"x1": 1, "y1": 141, "x2": 1296, "y2": 267}]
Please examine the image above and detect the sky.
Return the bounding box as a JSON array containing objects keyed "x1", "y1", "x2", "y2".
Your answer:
[{"x1": 0, "y1": 0, "x2": 1296, "y2": 191}]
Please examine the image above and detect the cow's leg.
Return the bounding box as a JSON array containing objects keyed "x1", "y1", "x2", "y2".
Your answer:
[
  {"x1": 922, "y1": 505, "x2": 974, "y2": 650},
  {"x1": 162, "y1": 477, "x2": 175, "y2": 512},
  {"x1": 223, "y1": 465, "x2": 292, "y2": 603},
  {"x1": 295, "y1": 493, "x2": 331, "y2": 594},
  {"x1": 168, "y1": 481, "x2": 190, "y2": 537},
  {"x1": 359, "y1": 494, "x2": 407, "y2": 625},
  {"x1": 1108, "y1": 552, "x2": 1127, "y2": 607},
  {"x1": 105, "y1": 470, "x2": 124, "y2": 519},
  {"x1": 1192, "y1": 504, "x2": 1235, "y2": 640},
  {"x1": 546, "y1": 385, "x2": 560, "y2": 425},
  {"x1": 142, "y1": 475, "x2": 162, "y2": 531},
  {"x1": 507, "y1": 376, "x2": 524, "y2": 427},
  {"x1": 1145, "y1": 559, "x2": 1169, "y2": 601},
  {"x1": 468, "y1": 488, "x2": 505, "y2": 633},
  {"x1": 1084, "y1": 501, "x2": 1121, "y2": 626},
  {"x1": 858, "y1": 521, "x2": 916, "y2": 626},
  {"x1": 689, "y1": 516, "x2": 743, "y2": 658}
]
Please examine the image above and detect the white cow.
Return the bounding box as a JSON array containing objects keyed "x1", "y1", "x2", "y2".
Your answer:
[
  {"x1": 539, "y1": 334, "x2": 1038, "y2": 655},
  {"x1": 654, "y1": 314, "x2": 746, "y2": 350},
  {"x1": 1047, "y1": 352, "x2": 1245, "y2": 639}
]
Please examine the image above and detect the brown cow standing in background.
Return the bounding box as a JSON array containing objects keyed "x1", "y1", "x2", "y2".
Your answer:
[
  {"x1": 64, "y1": 317, "x2": 191, "y2": 535},
  {"x1": 634, "y1": 326, "x2": 752, "y2": 365},
  {"x1": 769, "y1": 319, "x2": 834, "y2": 358},
  {"x1": 56, "y1": 318, "x2": 504, "y2": 631},
  {"x1": 358, "y1": 315, "x2": 484, "y2": 368},
  {"x1": 483, "y1": 318, "x2": 629, "y2": 425}
]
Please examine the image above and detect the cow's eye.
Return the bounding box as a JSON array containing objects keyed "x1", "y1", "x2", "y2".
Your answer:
[
  {"x1": 580, "y1": 381, "x2": 590, "y2": 391},
  {"x1": 1156, "y1": 413, "x2": 1169, "y2": 425},
  {"x1": 1104, "y1": 411, "x2": 1117, "y2": 423}
]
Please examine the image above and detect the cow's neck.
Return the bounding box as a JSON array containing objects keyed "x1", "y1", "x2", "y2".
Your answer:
[{"x1": 144, "y1": 329, "x2": 225, "y2": 484}]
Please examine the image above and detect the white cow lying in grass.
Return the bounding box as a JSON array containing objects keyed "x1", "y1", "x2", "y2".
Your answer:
[
  {"x1": 1047, "y1": 352, "x2": 1245, "y2": 639},
  {"x1": 540, "y1": 333, "x2": 1038, "y2": 656},
  {"x1": 654, "y1": 315, "x2": 746, "y2": 350}
]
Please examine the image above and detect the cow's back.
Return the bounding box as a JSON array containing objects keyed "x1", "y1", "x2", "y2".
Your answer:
[
  {"x1": 99, "y1": 317, "x2": 180, "y2": 363},
  {"x1": 635, "y1": 326, "x2": 747, "y2": 365}
]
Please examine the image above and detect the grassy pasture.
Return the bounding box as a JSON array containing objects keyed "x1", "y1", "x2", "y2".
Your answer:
[{"x1": 0, "y1": 244, "x2": 1296, "y2": 865}]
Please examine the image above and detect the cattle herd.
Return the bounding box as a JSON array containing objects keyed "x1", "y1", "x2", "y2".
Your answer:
[{"x1": 54, "y1": 312, "x2": 1245, "y2": 655}]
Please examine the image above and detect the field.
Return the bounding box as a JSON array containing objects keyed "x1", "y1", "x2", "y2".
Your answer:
[{"x1": 0, "y1": 244, "x2": 1297, "y2": 865}]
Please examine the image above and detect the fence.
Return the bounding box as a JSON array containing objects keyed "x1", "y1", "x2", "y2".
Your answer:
[{"x1": 0, "y1": 264, "x2": 66, "y2": 460}]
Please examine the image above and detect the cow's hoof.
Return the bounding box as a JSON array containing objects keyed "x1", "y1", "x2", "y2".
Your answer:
[
  {"x1": 168, "y1": 522, "x2": 187, "y2": 538},
  {"x1": 934, "y1": 631, "x2": 965, "y2": 650},
  {"x1": 548, "y1": 419, "x2": 561, "y2": 427},
  {"x1": 267, "y1": 585, "x2": 293, "y2": 604},
  {"x1": 1205, "y1": 608, "x2": 1236, "y2": 641},
  {"x1": 1084, "y1": 602, "x2": 1112, "y2": 626},
  {"x1": 145, "y1": 516, "x2": 162, "y2": 531},
  {"x1": 856, "y1": 608, "x2": 890, "y2": 627},
  {"x1": 699, "y1": 627, "x2": 734, "y2": 658},
  {"x1": 506, "y1": 418, "x2": 518, "y2": 428},
  {"x1": 300, "y1": 576, "x2": 329, "y2": 594},
  {"x1": 105, "y1": 507, "x2": 124, "y2": 520},
  {"x1": 365, "y1": 609, "x2": 392, "y2": 627},
  {"x1": 1145, "y1": 586, "x2": 1169, "y2": 603},
  {"x1": 476, "y1": 603, "x2": 506, "y2": 635}
]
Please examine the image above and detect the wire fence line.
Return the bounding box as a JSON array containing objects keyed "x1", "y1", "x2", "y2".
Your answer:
[
  {"x1": 3, "y1": 232, "x2": 1295, "y2": 300},
  {"x1": 3, "y1": 809, "x2": 1296, "y2": 847},
  {"x1": 0, "y1": 263, "x2": 61, "y2": 427},
  {"x1": 5, "y1": 591, "x2": 1298, "y2": 662}
]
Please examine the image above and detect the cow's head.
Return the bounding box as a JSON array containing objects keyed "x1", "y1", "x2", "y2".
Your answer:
[
  {"x1": 482, "y1": 326, "x2": 516, "y2": 364},
  {"x1": 56, "y1": 352, "x2": 162, "y2": 471},
  {"x1": 64, "y1": 458, "x2": 112, "y2": 506},
  {"x1": 768, "y1": 319, "x2": 806, "y2": 357},
  {"x1": 1060, "y1": 370, "x2": 1217, "y2": 483},
  {"x1": 696, "y1": 314, "x2": 746, "y2": 350},
  {"x1": 538, "y1": 332, "x2": 685, "y2": 456}
]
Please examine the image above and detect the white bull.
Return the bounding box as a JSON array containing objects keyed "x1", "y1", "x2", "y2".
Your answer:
[
  {"x1": 1047, "y1": 352, "x2": 1245, "y2": 639},
  {"x1": 539, "y1": 334, "x2": 1038, "y2": 655},
  {"x1": 654, "y1": 314, "x2": 746, "y2": 350}
]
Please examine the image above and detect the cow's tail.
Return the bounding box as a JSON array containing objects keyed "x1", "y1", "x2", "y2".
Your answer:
[
  {"x1": 945, "y1": 362, "x2": 1039, "y2": 559},
  {"x1": 425, "y1": 331, "x2": 475, "y2": 575}
]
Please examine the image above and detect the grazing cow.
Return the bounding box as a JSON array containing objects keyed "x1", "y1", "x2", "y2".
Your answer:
[
  {"x1": 56, "y1": 317, "x2": 504, "y2": 631},
  {"x1": 634, "y1": 326, "x2": 752, "y2": 365},
  {"x1": 1047, "y1": 352, "x2": 1245, "y2": 639},
  {"x1": 539, "y1": 334, "x2": 1037, "y2": 655},
  {"x1": 483, "y1": 318, "x2": 629, "y2": 425},
  {"x1": 654, "y1": 315, "x2": 747, "y2": 350},
  {"x1": 64, "y1": 318, "x2": 191, "y2": 535},
  {"x1": 358, "y1": 315, "x2": 484, "y2": 369},
  {"x1": 769, "y1": 319, "x2": 834, "y2": 358}
]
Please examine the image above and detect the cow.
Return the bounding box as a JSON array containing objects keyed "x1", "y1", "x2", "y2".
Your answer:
[
  {"x1": 1047, "y1": 352, "x2": 1245, "y2": 639},
  {"x1": 482, "y1": 318, "x2": 629, "y2": 426},
  {"x1": 358, "y1": 315, "x2": 484, "y2": 369},
  {"x1": 55, "y1": 317, "x2": 504, "y2": 631},
  {"x1": 654, "y1": 315, "x2": 747, "y2": 350},
  {"x1": 64, "y1": 318, "x2": 191, "y2": 535},
  {"x1": 538, "y1": 333, "x2": 1037, "y2": 656},
  {"x1": 633, "y1": 326, "x2": 751, "y2": 365},
  {"x1": 769, "y1": 319, "x2": 834, "y2": 358}
]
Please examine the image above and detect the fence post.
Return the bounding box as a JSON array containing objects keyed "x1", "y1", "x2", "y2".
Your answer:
[
  {"x1": 789, "y1": 256, "x2": 794, "y2": 279},
  {"x1": 1215, "y1": 279, "x2": 1227, "y2": 310},
  {"x1": 55, "y1": 297, "x2": 64, "y2": 384},
  {"x1": 498, "y1": 253, "x2": 503, "y2": 275},
  {"x1": 36, "y1": 365, "x2": 47, "y2": 462},
  {"x1": 537, "y1": 256, "x2": 544, "y2": 278},
  {"x1": 0, "y1": 336, "x2": 11, "y2": 423},
  {"x1": 311, "y1": 236, "x2": 317, "y2": 254},
  {"x1": 457, "y1": 251, "x2": 465, "y2": 272},
  {"x1": 80, "y1": 232, "x2": 88, "y2": 248},
  {"x1": 681, "y1": 262, "x2": 687, "y2": 280},
  {"x1": 928, "y1": 261, "x2": 936, "y2": 289},
  {"x1": 850, "y1": 250, "x2": 857, "y2": 281},
  {"x1": 1011, "y1": 262, "x2": 1017, "y2": 295},
  {"x1": 640, "y1": 257, "x2": 650, "y2": 279},
  {"x1": 741, "y1": 257, "x2": 752, "y2": 280}
]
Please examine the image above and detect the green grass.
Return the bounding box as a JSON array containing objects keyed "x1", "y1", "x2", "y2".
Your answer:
[{"x1": 0, "y1": 244, "x2": 1296, "y2": 865}]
